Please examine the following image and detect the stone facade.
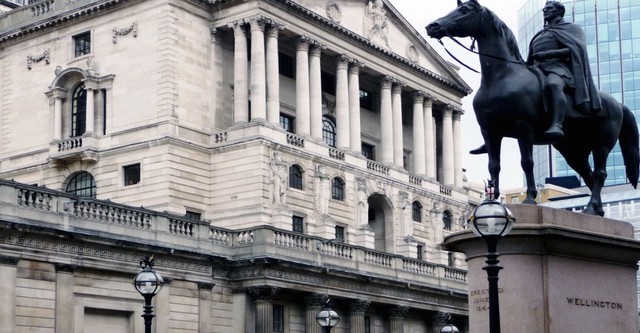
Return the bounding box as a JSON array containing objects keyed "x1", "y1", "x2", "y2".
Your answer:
[{"x1": 0, "y1": 0, "x2": 475, "y2": 332}]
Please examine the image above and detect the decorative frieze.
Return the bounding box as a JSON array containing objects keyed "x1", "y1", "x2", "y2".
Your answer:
[
  {"x1": 27, "y1": 48, "x2": 50, "y2": 70},
  {"x1": 350, "y1": 299, "x2": 370, "y2": 315},
  {"x1": 112, "y1": 22, "x2": 138, "y2": 43},
  {"x1": 247, "y1": 286, "x2": 280, "y2": 302}
]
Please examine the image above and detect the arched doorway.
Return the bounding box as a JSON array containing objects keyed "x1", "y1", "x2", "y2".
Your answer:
[{"x1": 367, "y1": 194, "x2": 394, "y2": 253}]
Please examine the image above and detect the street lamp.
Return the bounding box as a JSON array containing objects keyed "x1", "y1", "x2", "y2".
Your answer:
[
  {"x1": 316, "y1": 298, "x2": 340, "y2": 333},
  {"x1": 440, "y1": 321, "x2": 460, "y2": 333},
  {"x1": 467, "y1": 180, "x2": 515, "y2": 333},
  {"x1": 133, "y1": 255, "x2": 164, "y2": 333}
]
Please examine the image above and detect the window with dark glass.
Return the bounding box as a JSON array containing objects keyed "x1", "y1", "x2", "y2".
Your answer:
[
  {"x1": 359, "y1": 89, "x2": 374, "y2": 110},
  {"x1": 332, "y1": 177, "x2": 345, "y2": 201},
  {"x1": 362, "y1": 143, "x2": 375, "y2": 160},
  {"x1": 73, "y1": 32, "x2": 91, "y2": 57},
  {"x1": 279, "y1": 53, "x2": 294, "y2": 78},
  {"x1": 335, "y1": 226, "x2": 345, "y2": 241},
  {"x1": 321, "y1": 72, "x2": 335, "y2": 95},
  {"x1": 443, "y1": 210, "x2": 453, "y2": 231},
  {"x1": 65, "y1": 171, "x2": 96, "y2": 198},
  {"x1": 185, "y1": 211, "x2": 201, "y2": 221},
  {"x1": 292, "y1": 215, "x2": 304, "y2": 233},
  {"x1": 273, "y1": 304, "x2": 284, "y2": 332},
  {"x1": 368, "y1": 208, "x2": 375, "y2": 222},
  {"x1": 71, "y1": 84, "x2": 87, "y2": 137},
  {"x1": 280, "y1": 113, "x2": 295, "y2": 133},
  {"x1": 322, "y1": 116, "x2": 336, "y2": 148},
  {"x1": 412, "y1": 201, "x2": 422, "y2": 222},
  {"x1": 417, "y1": 244, "x2": 424, "y2": 260},
  {"x1": 289, "y1": 165, "x2": 303, "y2": 190},
  {"x1": 448, "y1": 252, "x2": 455, "y2": 267},
  {"x1": 123, "y1": 163, "x2": 140, "y2": 186}
]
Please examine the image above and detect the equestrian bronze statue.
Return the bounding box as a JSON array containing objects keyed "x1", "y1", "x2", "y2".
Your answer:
[{"x1": 426, "y1": 0, "x2": 639, "y2": 216}]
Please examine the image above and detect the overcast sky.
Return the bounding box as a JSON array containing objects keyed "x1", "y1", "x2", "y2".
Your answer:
[{"x1": 390, "y1": 0, "x2": 534, "y2": 189}]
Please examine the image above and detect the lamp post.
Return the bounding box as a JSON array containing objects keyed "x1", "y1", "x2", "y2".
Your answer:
[
  {"x1": 440, "y1": 317, "x2": 460, "y2": 333},
  {"x1": 316, "y1": 298, "x2": 340, "y2": 333},
  {"x1": 467, "y1": 181, "x2": 515, "y2": 333},
  {"x1": 133, "y1": 255, "x2": 164, "y2": 333}
]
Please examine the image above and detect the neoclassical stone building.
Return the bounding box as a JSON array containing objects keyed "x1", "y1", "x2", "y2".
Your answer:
[{"x1": 0, "y1": 0, "x2": 478, "y2": 332}]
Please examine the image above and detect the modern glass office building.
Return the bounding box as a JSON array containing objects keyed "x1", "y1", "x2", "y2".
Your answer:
[{"x1": 517, "y1": 0, "x2": 640, "y2": 187}]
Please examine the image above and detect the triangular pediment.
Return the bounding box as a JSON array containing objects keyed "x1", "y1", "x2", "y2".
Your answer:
[{"x1": 290, "y1": 0, "x2": 469, "y2": 91}]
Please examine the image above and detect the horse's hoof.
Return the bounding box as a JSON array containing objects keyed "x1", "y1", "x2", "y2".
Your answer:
[
  {"x1": 523, "y1": 198, "x2": 537, "y2": 205},
  {"x1": 582, "y1": 208, "x2": 599, "y2": 216}
]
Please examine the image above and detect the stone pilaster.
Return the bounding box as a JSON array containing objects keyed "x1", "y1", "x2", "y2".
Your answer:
[
  {"x1": 423, "y1": 97, "x2": 436, "y2": 179},
  {"x1": 84, "y1": 84, "x2": 96, "y2": 134},
  {"x1": 47, "y1": 87, "x2": 67, "y2": 141},
  {"x1": 453, "y1": 109, "x2": 464, "y2": 188},
  {"x1": 349, "y1": 299, "x2": 370, "y2": 333},
  {"x1": 442, "y1": 105, "x2": 455, "y2": 185},
  {"x1": 249, "y1": 17, "x2": 267, "y2": 122},
  {"x1": 198, "y1": 282, "x2": 216, "y2": 333},
  {"x1": 248, "y1": 286, "x2": 280, "y2": 333},
  {"x1": 0, "y1": 256, "x2": 19, "y2": 333},
  {"x1": 309, "y1": 44, "x2": 325, "y2": 140},
  {"x1": 348, "y1": 60, "x2": 364, "y2": 153},
  {"x1": 389, "y1": 305, "x2": 409, "y2": 333},
  {"x1": 55, "y1": 264, "x2": 75, "y2": 333},
  {"x1": 392, "y1": 81, "x2": 405, "y2": 168},
  {"x1": 229, "y1": 20, "x2": 249, "y2": 124},
  {"x1": 412, "y1": 91, "x2": 426, "y2": 175},
  {"x1": 380, "y1": 76, "x2": 394, "y2": 165},
  {"x1": 266, "y1": 23, "x2": 284, "y2": 125},
  {"x1": 296, "y1": 37, "x2": 311, "y2": 136},
  {"x1": 305, "y1": 293, "x2": 328, "y2": 333}
]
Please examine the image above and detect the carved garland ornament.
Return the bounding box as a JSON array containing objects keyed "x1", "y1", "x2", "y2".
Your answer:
[
  {"x1": 27, "y1": 48, "x2": 50, "y2": 70},
  {"x1": 113, "y1": 22, "x2": 138, "y2": 44}
]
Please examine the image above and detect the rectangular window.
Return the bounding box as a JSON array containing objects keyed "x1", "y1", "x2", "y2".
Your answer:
[
  {"x1": 362, "y1": 143, "x2": 375, "y2": 161},
  {"x1": 73, "y1": 32, "x2": 91, "y2": 57},
  {"x1": 123, "y1": 164, "x2": 140, "y2": 186},
  {"x1": 279, "y1": 53, "x2": 294, "y2": 78},
  {"x1": 359, "y1": 89, "x2": 374, "y2": 110},
  {"x1": 185, "y1": 211, "x2": 201, "y2": 221},
  {"x1": 280, "y1": 113, "x2": 295, "y2": 133},
  {"x1": 292, "y1": 215, "x2": 304, "y2": 233},
  {"x1": 335, "y1": 226, "x2": 345, "y2": 242},
  {"x1": 273, "y1": 304, "x2": 284, "y2": 332},
  {"x1": 417, "y1": 244, "x2": 424, "y2": 260}
]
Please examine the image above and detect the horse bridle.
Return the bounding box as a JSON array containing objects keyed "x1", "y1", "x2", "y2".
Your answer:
[{"x1": 436, "y1": 7, "x2": 525, "y2": 73}]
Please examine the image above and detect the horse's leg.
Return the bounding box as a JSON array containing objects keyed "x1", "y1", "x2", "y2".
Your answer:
[
  {"x1": 555, "y1": 143, "x2": 594, "y2": 191},
  {"x1": 483, "y1": 132, "x2": 503, "y2": 200},
  {"x1": 516, "y1": 124, "x2": 537, "y2": 204},
  {"x1": 587, "y1": 147, "x2": 609, "y2": 216}
]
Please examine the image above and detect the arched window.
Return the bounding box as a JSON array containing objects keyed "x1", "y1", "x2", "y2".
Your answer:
[
  {"x1": 443, "y1": 210, "x2": 453, "y2": 231},
  {"x1": 322, "y1": 115, "x2": 336, "y2": 148},
  {"x1": 289, "y1": 165, "x2": 303, "y2": 190},
  {"x1": 65, "y1": 171, "x2": 96, "y2": 198},
  {"x1": 332, "y1": 177, "x2": 345, "y2": 201},
  {"x1": 71, "y1": 83, "x2": 87, "y2": 137},
  {"x1": 412, "y1": 201, "x2": 422, "y2": 222}
]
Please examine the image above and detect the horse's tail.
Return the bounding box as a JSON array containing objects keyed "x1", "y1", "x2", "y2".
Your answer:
[{"x1": 620, "y1": 104, "x2": 639, "y2": 188}]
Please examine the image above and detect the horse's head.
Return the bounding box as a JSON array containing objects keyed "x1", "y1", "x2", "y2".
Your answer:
[{"x1": 426, "y1": 0, "x2": 484, "y2": 40}]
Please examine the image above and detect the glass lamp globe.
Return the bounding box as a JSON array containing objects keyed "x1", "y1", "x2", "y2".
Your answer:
[
  {"x1": 316, "y1": 306, "x2": 340, "y2": 328},
  {"x1": 468, "y1": 200, "x2": 515, "y2": 237},
  {"x1": 134, "y1": 268, "x2": 164, "y2": 296},
  {"x1": 440, "y1": 324, "x2": 460, "y2": 333}
]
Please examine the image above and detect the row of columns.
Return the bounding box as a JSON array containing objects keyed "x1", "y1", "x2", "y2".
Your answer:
[{"x1": 227, "y1": 16, "x2": 464, "y2": 186}]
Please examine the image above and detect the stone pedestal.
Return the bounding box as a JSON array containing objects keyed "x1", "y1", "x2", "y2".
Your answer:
[
  {"x1": 356, "y1": 225, "x2": 375, "y2": 249},
  {"x1": 444, "y1": 205, "x2": 640, "y2": 333}
]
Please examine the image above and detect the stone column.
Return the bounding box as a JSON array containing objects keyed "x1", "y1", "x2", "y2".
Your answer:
[
  {"x1": 380, "y1": 76, "x2": 394, "y2": 165},
  {"x1": 335, "y1": 54, "x2": 350, "y2": 149},
  {"x1": 305, "y1": 294, "x2": 327, "y2": 333},
  {"x1": 442, "y1": 106, "x2": 455, "y2": 185},
  {"x1": 296, "y1": 37, "x2": 311, "y2": 136},
  {"x1": 266, "y1": 23, "x2": 284, "y2": 125},
  {"x1": 424, "y1": 97, "x2": 436, "y2": 179},
  {"x1": 453, "y1": 109, "x2": 464, "y2": 187},
  {"x1": 248, "y1": 286, "x2": 279, "y2": 333},
  {"x1": 348, "y1": 60, "x2": 363, "y2": 153},
  {"x1": 392, "y1": 82, "x2": 405, "y2": 168},
  {"x1": 198, "y1": 283, "x2": 215, "y2": 333},
  {"x1": 48, "y1": 88, "x2": 67, "y2": 141},
  {"x1": 210, "y1": 25, "x2": 223, "y2": 128},
  {"x1": 349, "y1": 299, "x2": 371, "y2": 333},
  {"x1": 55, "y1": 264, "x2": 75, "y2": 333},
  {"x1": 389, "y1": 305, "x2": 409, "y2": 333},
  {"x1": 0, "y1": 256, "x2": 19, "y2": 333},
  {"x1": 413, "y1": 92, "x2": 426, "y2": 176},
  {"x1": 84, "y1": 81, "x2": 97, "y2": 134},
  {"x1": 249, "y1": 17, "x2": 267, "y2": 122},
  {"x1": 309, "y1": 44, "x2": 324, "y2": 140},
  {"x1": 230, "y1": 21, "x2": 249, "y2": 124}
]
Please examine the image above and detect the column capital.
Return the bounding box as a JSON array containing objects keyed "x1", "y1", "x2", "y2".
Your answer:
[
  {"x1": 389, "y1": 305, "x2": 409, "y2": 319},
  {"x1": 380, "y1": 75, "x2": 394, "y2": 89},
  {"x1": 305, "y1": 293, "x2": 329, "y2": 308},
  {"x1": 297, "y1": 36, "x2": 311, "y2": 51},
  {"x1": 228, "y1": 20, "x2": 246, "y2": 35},
  {"x1": 248, "y1": 16, "x2": 267, "y2": 31},
  {"x1": 310, "y1": 46, "x2": 323, "y2": 57},
  {"x1": 46, "y1": 87, "x2": 68, "y2": 100},
  {"x1": 336, "y1": 54, "x2": 350, "y2": 69},
  {"x1": 349, "y1": 299, "x2": 371, "y2": 315},
  {"x1": 433, "y1": 311, "x2": 451, "y2": 325},
  {"x1": 348, "y1": 59, "x2": 365, "y2": 75},
  {"x1": 442, "y1": 104, "x2": 455, "y2": 117},
  {"x1": 266, "y1": 22, "x2": 285, "y2": 38},
  {"x1": 197, "y1": 282, "x2": 216, "y2": 290},
  {"x1": 392, "y1": 82, "x2": 404, "y2": 94},
  {"x1": 453, "y1": 107, "x2": 465, "y2": 118},
  {"x1": 208, "y1": 24, "x2": 223, "y2": 43},
  {"x1": 247, "y1": 286, "x2": 280, "y2": 302},
  {"x1": 413, "y1": 91, "x2": 425, "y2": 104}
]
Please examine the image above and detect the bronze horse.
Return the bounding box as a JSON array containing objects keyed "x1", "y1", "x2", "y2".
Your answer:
[{"x1": 426, "y1": 0, "x2": 639, "y2": 216}]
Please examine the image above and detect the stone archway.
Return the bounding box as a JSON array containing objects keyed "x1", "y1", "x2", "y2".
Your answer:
[{"x1": 367, "y1": 193, "x2": 395, "y2": 253}]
